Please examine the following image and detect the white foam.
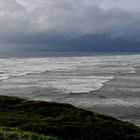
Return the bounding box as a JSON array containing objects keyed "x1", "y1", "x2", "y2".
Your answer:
[
  {"x1": 71, "y1": 98, "x2": 140, "y2": 108},
  {"x1": 0, "y1": 54, "x2": 140, "y2": 93},
  {"x1": 0, "y1": 74, "x2": 9, "y2": 80},
  {"x1": 37, "y1": 76, "x2": 113, "y2": 93},
  {"x1": 118, "y1": 88, "x2": 140, "y2": 92},
  {"x1": 105, "y1": 98, "x2": 140, "y2": 107}
]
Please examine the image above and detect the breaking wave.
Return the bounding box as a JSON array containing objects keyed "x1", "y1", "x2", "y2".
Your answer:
[{"x1": 0, "y1": 54, "x2": 140, "y2": 93}]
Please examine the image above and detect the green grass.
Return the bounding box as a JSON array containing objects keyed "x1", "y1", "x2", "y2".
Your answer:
[
  {"x1": 0, "y1": 126, "x2": 58, "y2": 140},
  {"x1": 0, "y1": 95, "x2": 140, "y2": 140}
]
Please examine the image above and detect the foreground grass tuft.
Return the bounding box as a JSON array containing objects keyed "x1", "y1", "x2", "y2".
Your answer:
[
  {"x1": 0, "y1": 127, "x2": 58, "y2": 140},
  {"x1": 0, "y1": 95, "x2": 140, "y2": 140}
]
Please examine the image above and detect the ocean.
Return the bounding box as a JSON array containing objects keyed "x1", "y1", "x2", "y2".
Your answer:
[{"x1": 0, "y1": 52, "x2": 140, "y2": 126}]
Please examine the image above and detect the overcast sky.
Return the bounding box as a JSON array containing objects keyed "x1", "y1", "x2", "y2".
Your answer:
[{"x1": 0, "y1": 0, "x2": 140, "y2": 52}]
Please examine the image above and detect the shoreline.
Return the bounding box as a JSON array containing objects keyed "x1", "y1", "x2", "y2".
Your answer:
[{"x1": 0, "y1": 95, "x2": 140, "y2": 140}]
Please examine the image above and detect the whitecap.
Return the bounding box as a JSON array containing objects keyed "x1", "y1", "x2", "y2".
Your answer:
[
  {"x1": 0, "y1": 74, "x2": 9, "y2": 81},
  {"x1": 0, "y1": 54, "x2": 140, "y2": 94},
  {"x1": 37, "y1": 76, "x2": 113, "y2": 93}
]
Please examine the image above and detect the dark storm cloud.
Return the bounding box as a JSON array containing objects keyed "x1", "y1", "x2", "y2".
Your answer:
[{"x1": 0, "y1": 0, "x2": 140, "y2": 51}]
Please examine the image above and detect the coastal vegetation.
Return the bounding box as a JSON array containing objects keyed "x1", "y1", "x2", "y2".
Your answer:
[
  {"x1": 0, "y1": 95, "x2": 140, "y2": 140},
  {"x1": 0, "y1": 127, "x2": 58, "y2": 140}
]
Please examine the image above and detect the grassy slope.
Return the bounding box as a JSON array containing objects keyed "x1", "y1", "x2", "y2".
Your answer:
[
  {"x1": 0, "y1": 127, "x2": 58, "y2": 140},
  {"x1": 0, "y1": 95, "x2": 140, "y2": 140}
]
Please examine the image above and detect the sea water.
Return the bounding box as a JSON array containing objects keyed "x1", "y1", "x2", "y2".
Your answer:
[{"x1": 0, "y1": 52, "x2": 140, "y2": 126}]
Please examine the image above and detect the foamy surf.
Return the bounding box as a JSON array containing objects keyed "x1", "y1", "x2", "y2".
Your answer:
[
  {"x1": 0, "y1": 53, "x2": 140, "y2": 127},
  {"x1": 0, "y1": 54, "x2": 140, "y2": 93},
  {"x1": 37, "y1": 76, "x2": 114, "y2": 93}
]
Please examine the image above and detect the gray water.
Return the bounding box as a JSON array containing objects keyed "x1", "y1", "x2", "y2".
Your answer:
[{"x1": 0, "y1": 52, "x2": 140, "y2": 126}]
